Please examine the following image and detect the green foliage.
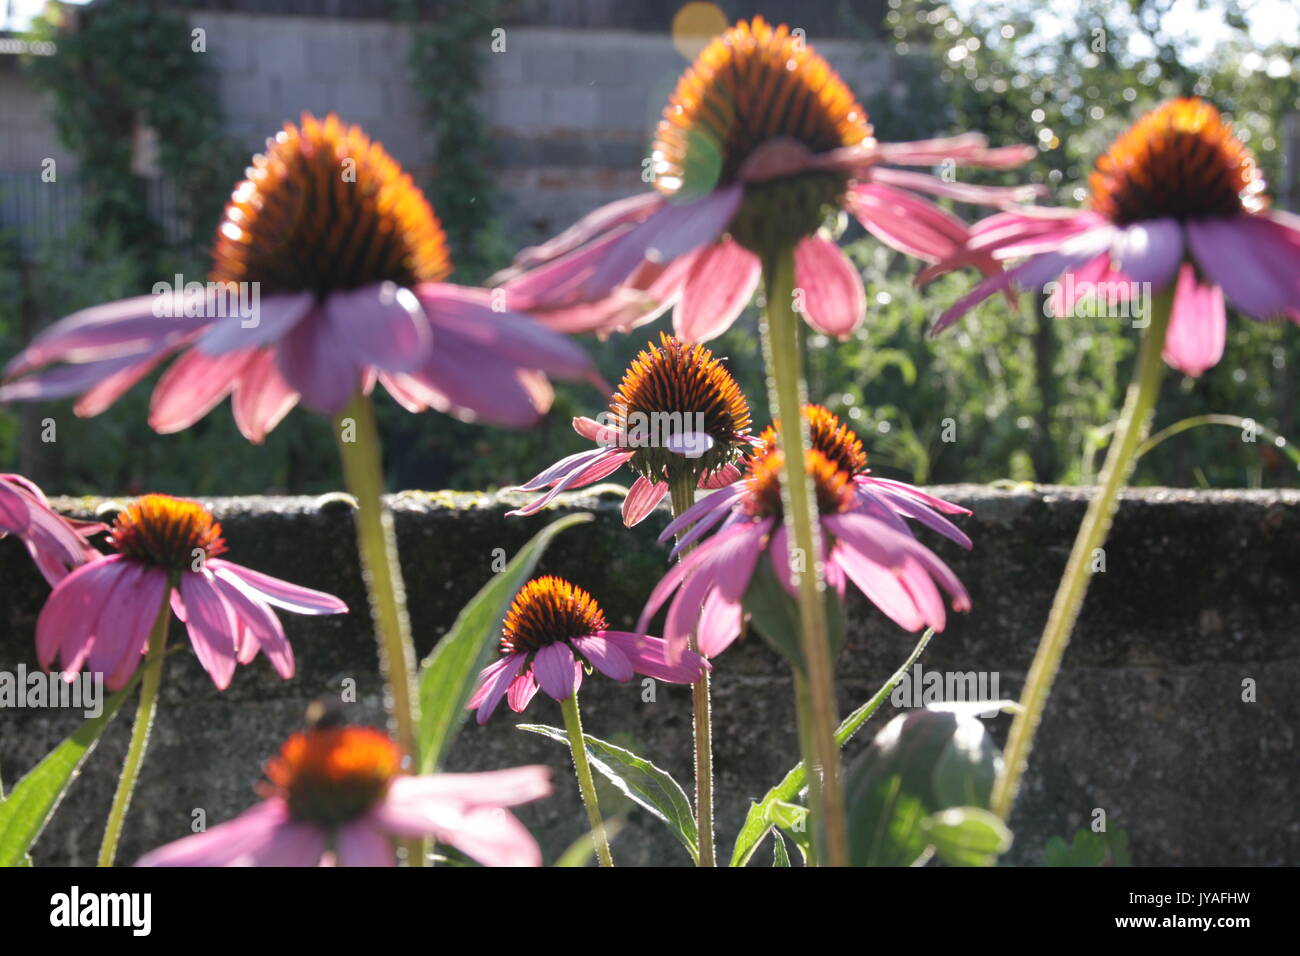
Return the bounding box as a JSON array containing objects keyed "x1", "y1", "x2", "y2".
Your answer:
[{"x1": 1043, "y1": 827, "x2": 1133, "y2": 866}]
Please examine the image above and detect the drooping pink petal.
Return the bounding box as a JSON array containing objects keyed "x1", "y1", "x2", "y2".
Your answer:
[
  {"x1": 673, "y1": 239, "x2": 761, "y2": 342},
  {"x1": 699, "y1": 462, "x2": 742, "y2": 489},
  {"x1": 4, "y1": 295, "x2": 208, "y2": 378},
  {"x1": 508, "y1": 448, "x2": 634, "y2": 517},
  {"x1": 601, "y1": 631, "x2": 709, "y2": 682},
  {"x1": 36, "y1": 555, "x2": 129, "y2": 671},
  {"x1": 468, "y1": 654, "x2": 525, "y2": 724},
  {"x1": 868, "y1": 167, "x2": 1044, "y2": 206},
  {"x1": 507, "y1": 669, "x2": 539, "y2": 713},
  {"x1": 196, "y1": 291, "x2": 314, "y2": 355},
  {"x1": 208, "y1": 559, "x2": 348, "y2": 616},
  {"x1": 320, "y1": 283, "x2": 431, "y2": 374},
  {"x1": 418, "y1": 284, "x2": 597, "y2": 383},
  {"x1": 532, "y1": 642, "x2": 579, "y2": 701},
  {"x1": 371, "y1": 781, "x2": 545, "y2": 868},
  {"x1": 73, "y1": 338, "x2": 185, "y2": 418},
  {"x1": 1110, "y1": 218, "x2": 1183, "y2": 289},
  {"x1": 695, "y1": 589, "x2": 745, "y2": 657},
  {"x1": 335, "y1": 820, "x2": 396, "y2": 867},
  {"x1": 1162, "y1": 263, "x2": 1226, "y2": 377},
  {"x1": 88, "y1": 563, "x2": 169, "y2": 689},
  {"x1": 178, "y1": 570, "x2": 240, "y2": 690},
  {"x1": 231, "y1": 348, "x2": 300, "y2": 444},
  {"x1": 148, "y1": 346, "x2": 255, "y2": 434},
  {"x1": 385, "y1": 767, "x2": 552, "y2": 808},
  {"x1": 794, "y1": 236, "x2": 866, "y2": 338},
  {"x1": 275, "y1": 307, "x2": 364, "y2": 415},
  {"x1": 622, "y1": 476, "x2": 668, "y2": 527},
  {"x1": 135, "y1": 799, "x2": 297, "y2": 867},
  {"x1": 211, "y1": 572, "x2": 295, "y2": 679},
  {"x1": 571, "y1": 634, "x2": 634, "y2": 681},
  {"x1": 664, "y1": 522, "x2": 767, "y2": 661},
  {"x1": 1186, "y1": 217, "x2": 1295, "y2": 319}
]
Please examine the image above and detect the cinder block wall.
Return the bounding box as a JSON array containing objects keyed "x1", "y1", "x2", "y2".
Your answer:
[{"x1": 2, "y1": 487, "x2": 1297, "y2": 866}]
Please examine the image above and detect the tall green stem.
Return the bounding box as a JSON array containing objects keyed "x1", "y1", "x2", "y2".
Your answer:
[
  {"x1": 760, "y1": 246, "x2": 847, "y2": 866},
  {"x1": 561, "y1": 692, "x2": 614, "y2": 867},
  {"x1": 334, "y1": 393, "x2": 422, "y2": 865},
  {"x1": 992, "y1": 292, "x2": 1173, "y2": 820},
  {"x1": 667, "y1": 475, "x2": 715, "y2": 867},
  {"x1": 98, "y1": 591, "x2": 170, "y2": 867}
]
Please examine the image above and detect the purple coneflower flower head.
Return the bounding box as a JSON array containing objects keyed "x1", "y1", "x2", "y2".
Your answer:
[
  {"x1": 137, "y1": 725, "x2": 551, "y2": 867},
  {"x1": 492, "y1": 17, "x2": 1039, "y2": 342},
  {"x1": 468, "y1": 575, "x2": 708, "y2": 723},
  {"x1": 509, "y1": 333, "x2": 752, "y2": 526},
  {"x1": 37, "y1": 494, "x2": 346, "y2": 690},
  {"x1": 639, "y1": 405, "x2": 972, "y2": 663},
  {"x1": 0, "y1": 473, "x2": 103, "y2": 586},
  {"x1": 1, "y1": 114, "x2": 599, "y2": 439},
  {"x1": 929, "y1": 98, "x2": 1300, "y2": 377}
]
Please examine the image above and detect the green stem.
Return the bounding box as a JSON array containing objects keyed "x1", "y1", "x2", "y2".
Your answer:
[
  {"x1": 97, "y1": 591, "x2": 170, "y2": 868},
  {"x1": 333, "y1": 393, "x2": 422, "y2": 866},
  {"x1": 561, "y1": 692, "x2": 613, "y2": 867},
  {"x1": 793, "y1": 674, "x2": 822, "y2": 867},
  {"x1": 992, "y1": 292, "x2": 1173, "y2": 820},
  {"x1": 667, "y1": 475, "x2": 716, "y2": 867},
  {"x1": 760, "y1": 246, "x2": 847, "y2": 867}
]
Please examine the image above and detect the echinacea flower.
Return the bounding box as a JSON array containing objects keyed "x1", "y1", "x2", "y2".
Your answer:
[
  {"x1": 930, "y1": 98, "x2": 1300, "y2": 376},
  {"x1": 639, "y1": 405, "x2": 971, "y2": 661},
  {"x1": 37, "y1": 494, "x2": 346, "y2": 689},
  {"x1": 1, "y1": 113, "x2": 598, "y2": 438},
  {"x1": 510, "y1": 333, "x2": 753, "y2": 526},
  {"x1": 468, "y1": 575, "x2": 708, "y2": 723},
  {"x1": 493, "y1": 17, "x2": 1038, "y2": 343},
  {"x1": 0, "y1": 473, "x2": 102, "y2": 586},
  {"x1": 137, "y1": 725, "x2": 551, "y2": 867}
]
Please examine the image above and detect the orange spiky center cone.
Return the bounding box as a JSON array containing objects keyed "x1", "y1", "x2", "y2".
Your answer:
[
  {"x1": 264, "y1": 726, "x2": 401, "y2": 827},
  {"x1": 500, "y1": 576, "x2": 608, "y2": 655},
  {"x1": 1088, "y1": 98, "x2": 1267, "y2": 225},
  {"x1": 651, "y1": 16, "x2": 873, "y2": 253},
  {"x1": 211, "y1": 113, "x2": 451, "y2": 296},
  {"x1": 108, "y1": 494, "x2": 227, "y2": 569}
]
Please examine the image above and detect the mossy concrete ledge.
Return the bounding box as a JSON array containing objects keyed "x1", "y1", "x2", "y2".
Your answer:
[{"x1": 2, "y1": 485, "x2": 1297, "y2": 866}]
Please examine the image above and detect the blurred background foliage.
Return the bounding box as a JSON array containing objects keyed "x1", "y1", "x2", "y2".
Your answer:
[{"x1": 1, "y1": 0, "x2": 1297, "y2": 496}]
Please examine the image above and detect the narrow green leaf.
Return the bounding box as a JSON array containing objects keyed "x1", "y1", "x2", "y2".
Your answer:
[
  {"x1": 519, "y1": 724, "x2": 698, "y2": 863},
  {"x1": 771, "y1": 830, "x2": 791, "y2": 867},
  {"x1": 416, "y1": 512, "x2": 592, "y2": 772},
  {"x1": 922, "y1": 807, "x2": 1012, "y2": 867},
  {"x1": 553, "y1": 818, "x2": 625, "y2": 868},
  {"x1": 730, "y1": 628, "x2": 934, "y2": 866},
  {"x1": 0, "y1": 672, "x2": 142, "y2": 867}
]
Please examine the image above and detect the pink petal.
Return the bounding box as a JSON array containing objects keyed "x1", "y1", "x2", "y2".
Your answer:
[
  {"x1": 673, "y1": 239, "x2": 761, "y2": 342},
  {"x1": 1162, "y1": 263, "x2": 1226, "y2": 377},
  {"x1": 794, "y1": 236, "x2": 866, "y2": 338},
  {"x1": 209, "y1": 559, "x2": 347, "y2": 615},
  {"x1": 36, "y1": 555, "x2": 129, "y2": 671},
  {"x1": 149, "y1": 347, "x2": 255, "y2": 434},
  {"x1": 232, "y1": 349, "x2": 300, "y2": 444},
  {"x1": 571, "y1": 634, "x2": 634, "y2": 681},
  {"x1": 275, "y1": 307, "x2": 364, "y2": 415},
  {"x1": 196, "y1": 291, "x2": 314, "y2": 354},
  {"x1": 507, "y1": 669, "x2": 540, "y2": 713},
  {"x1": 622, "y1": 476, "x2": 668, "y2": 527},
  {"x1": 211, "y1": 573, "x2": 295, "y2": 679},
  {"x1": 468, "y1": 654, "x2": 525, "y2": 724},
  {"x1": 178, "y1": 570, "x2": 240, "y2": 690},
  {"x1": 602, "y1": 631, "x2": 708, "y2": 682},
  {"x1": 324, "y1": 283, "x2": 432, "y2": 373},
  {"x1": 136, "y1": 800, "x2": 294, "y2": 867},
  {"x1": 335, "y1": 821, "x2": 396, "y2": 867},
  {"x1": 532, "y1": 642, "x2": 579, "y2": 701}
]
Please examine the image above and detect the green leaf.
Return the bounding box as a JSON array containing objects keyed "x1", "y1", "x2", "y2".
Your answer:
[
  {"x1": 416, "y1": 512, "x2": 592, "y2": 772},
  {"x1": 771, "y1": 830, "x2": 791, "y2": 867},
  {"x1": 0, "y1": 673, "x2": 142, "y2": 867},
  {"x1": 519, "y1": 724, "x2": 698, "y2": 864},
  {"x1": 1043, "y1": 828, "x2": 1132, "y2": 867},
  {"x1": 844, "y1": 707, "x2": 1006, "y2": 867},
  {"x1": 767, "y1": 800, "x2": 811, "y2": 862},
  {"x1": 730, "y1": 628, "x2": 934, "y2": 866},
  {"x1": 922, "y1": 807, "x2": 1012, "y2": 867}
]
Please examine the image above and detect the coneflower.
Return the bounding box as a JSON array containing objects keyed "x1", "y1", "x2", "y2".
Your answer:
[
  {"x1": 510, "y1": 333, "x2": 753, "y2": 526},
  {"x1": 494, "y1": 17, "x2": 1038, "y2": 342},
  {"x1": 137, "y1": 725, "x2": 551, "y2": 867}
]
